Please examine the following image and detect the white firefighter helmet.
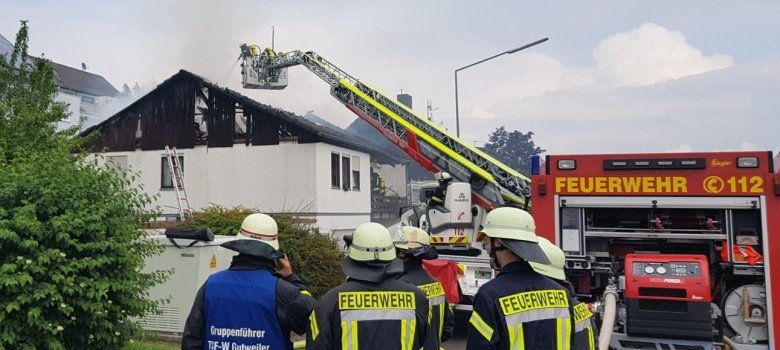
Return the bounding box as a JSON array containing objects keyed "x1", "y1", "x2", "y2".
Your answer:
[
  {"x1": 221, "y1": 213, "x2": 283, "y2": 259},
  {"x1": 342, "y1": 222, "x2": 403, "y2": 282},
  {"x1": 394, "y1": 226, "x2": 438, "y2": 259},
  {"x1": 435, "y1": 171, "x2": 453, "y2": 183},
  {"x1": 237, "y1": 213, "x2": 279, "y2": 250},
  {"x1": 529, "y1": 237, "x2": 566, "y2": 280},
  {"x1": 477, "y1": 207, "x2": 550, "y2": 265},
  {"x1": 394, "y1": 226, "x2": 431, "y2": 250}
]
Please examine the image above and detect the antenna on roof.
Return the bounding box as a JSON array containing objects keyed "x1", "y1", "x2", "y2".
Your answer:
[
  {"x1": 81, "y1": 62, "x2": 88, "y2": 70},
  {"x1": 426, "y1": 100, "x2": 439, "y2": 121}
]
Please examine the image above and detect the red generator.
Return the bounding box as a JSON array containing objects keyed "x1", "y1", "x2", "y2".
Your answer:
[{"x1": 625, "y1": 254, "x2": 712, "y2": 341}]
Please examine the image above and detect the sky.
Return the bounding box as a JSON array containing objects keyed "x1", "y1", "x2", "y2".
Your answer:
[{"x1": 2, "y1": 1, "x2": 779, "y2": 155}]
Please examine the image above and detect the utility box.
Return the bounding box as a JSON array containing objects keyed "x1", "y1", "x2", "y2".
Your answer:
[{"x1": 139, "y1": 232, "x2": 238, "y2": 334}]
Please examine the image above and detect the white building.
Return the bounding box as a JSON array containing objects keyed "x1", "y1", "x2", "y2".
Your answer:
[
  {"x1": 0, "y1": 34, "x2": 11, "y2": 58},
  {"x1": 0, "y1": 33, "x2": 119, "y2": 129},
  {"x1": 50, "y1": 61, "x2": 118, "y2": 128},
  {"x1": 82, "y1": 70, "x2": 399, "y2": 235}
]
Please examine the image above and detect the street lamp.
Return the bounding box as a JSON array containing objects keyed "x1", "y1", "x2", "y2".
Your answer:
[{"x1": 454, "y1": 38, "x2": 549, "y2": 137}]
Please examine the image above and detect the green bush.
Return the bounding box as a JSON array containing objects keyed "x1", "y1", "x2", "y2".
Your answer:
[
  {"x1": 0, "y1": 22, "x2": 168, "y2": 350},
  {"x1": 188, "y1": 205, "x2": 346, "y2": 297},
  {"x1": 186, "y1": 205, "x2": 254, "y2": 236}
]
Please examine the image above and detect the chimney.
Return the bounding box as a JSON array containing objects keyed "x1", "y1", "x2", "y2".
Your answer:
[{"x1": 397, "y1": 93, "x2": 412, "y2": 109}]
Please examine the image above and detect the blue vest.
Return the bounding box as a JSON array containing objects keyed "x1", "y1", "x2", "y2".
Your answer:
[{"x1": 204, "y1": 269, "x2": 288, "y2": 350}]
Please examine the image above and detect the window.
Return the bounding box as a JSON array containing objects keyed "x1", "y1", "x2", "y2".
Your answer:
[
  {"x1": 331, "y1": 152, "x2": 360, "y2": 191},
  {"x1": 331, "y1": 153, "x2": 340, "y2": 188},
  {"x1": 341, "y1": 155, "x2": 351, "y2": 191},
  {"x1": 161, "y1": 156, "x2": 184, "y2": 188},
  {"x1": 351, "y1": 156, "x2": 361, "y2": 190}
]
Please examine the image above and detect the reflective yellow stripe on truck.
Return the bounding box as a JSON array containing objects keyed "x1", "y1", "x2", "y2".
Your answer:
[
  {"x1": 359, "y1": 80, "x2": 530, "y2": 184},
  {"x1": 339, "y1": 79, "x2": 496, "y2": 184}
]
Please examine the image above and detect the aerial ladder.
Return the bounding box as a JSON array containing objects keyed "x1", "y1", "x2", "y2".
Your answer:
[{"x1": 239, "y1": 44, "x2": 532, "y2": 211}]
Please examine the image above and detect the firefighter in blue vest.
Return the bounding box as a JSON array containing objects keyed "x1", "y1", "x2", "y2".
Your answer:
[
  {"x1": 182, "y1": 213, "x2": 316, "y2": 350},
  {"x1": 466, "y1": 207, "x2": 573, "y2": 350},
  {"x1": 393, "y1": 226, "x2": 454, "y2": 350},
  {"x1": 530, "y1": 237, "x2": 598, "y2": 350},
  {"x1": 306, "y1": 222, "x2": 430, "y2": 350}
]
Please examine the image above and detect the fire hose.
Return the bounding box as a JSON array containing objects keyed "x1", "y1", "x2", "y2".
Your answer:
[{"x1": 598, "y1": 283, "x2": 619, "y2": 350}]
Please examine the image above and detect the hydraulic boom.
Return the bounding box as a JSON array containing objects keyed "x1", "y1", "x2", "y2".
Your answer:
[{"x1": 239, "y1": 44, "x2": 531, "y2": 210}]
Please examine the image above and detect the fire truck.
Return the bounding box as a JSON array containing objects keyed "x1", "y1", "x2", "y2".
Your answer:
[
  {"x1": 532, "y1": 151, "x2": 777, "y2": 349},
  {"x1": 237, "y1": 43, "x2": 778, "y2": 348}
]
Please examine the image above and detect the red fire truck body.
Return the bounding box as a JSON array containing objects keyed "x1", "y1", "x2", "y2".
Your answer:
[{"x1": 532, "y1": 151, "x2": 778, "y2": 348}]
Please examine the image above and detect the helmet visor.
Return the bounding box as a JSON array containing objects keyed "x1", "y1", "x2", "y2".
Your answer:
[{"x1": 500, "y1": 239, "x2": 551, "y2": 265}]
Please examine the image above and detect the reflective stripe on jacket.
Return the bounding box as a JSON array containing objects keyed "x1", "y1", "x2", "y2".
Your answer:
[
  {"x1": 306, "y1": 278, "x2": 429, "y2": 350},
  {"x1": 573, "y1": 302, "x2": 597, "y2": 350},
  {"x1": 466, "y1": 261, "x2": 573, "y2": 350}
]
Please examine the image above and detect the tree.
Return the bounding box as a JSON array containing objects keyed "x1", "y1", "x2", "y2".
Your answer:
[
  {"x1": 120, "y1": 83, "x2": 132, "y2": 98},
  {"x1": 0, "y1": 22, "x2": 167, "y2": 349},
  {"x1": 483, "y1": 126, "x2": 545, "y2": 175}
]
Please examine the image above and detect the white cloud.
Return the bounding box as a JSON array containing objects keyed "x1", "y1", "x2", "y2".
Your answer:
[
  {"x1": 593, "y1": 22, "x2": 733, "y2": 87},
  {"x1": 462, "y1": 22, "x2": 736, "y2": 123},
  {"x1": 458, "y1": 22, "x2": 780, "y2": 155}
]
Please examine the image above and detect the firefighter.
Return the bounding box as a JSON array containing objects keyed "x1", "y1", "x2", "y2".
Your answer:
[
  {"x1": 466, "y1": 207, "x2": 573, "y2": 350},
  {"x1": 182, "y1": 213, "x2": 316, "y2": 350},
  {"x1": 530, "y1": 237, "x2": 598, "y2": 350},
  {"x1": 426, "y1": 171, "x2": 453, "y2": 207},
  {"x1": 393, "y1": 226, "x2": 454, "y2": 350},
  {"x1": 306, "y1": 222, "x2": 430, "y2": 350}
]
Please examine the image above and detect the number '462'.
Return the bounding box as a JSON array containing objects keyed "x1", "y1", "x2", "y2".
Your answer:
[{"x1": 727, "y1": 176, "x2": 763, "y2": 193}]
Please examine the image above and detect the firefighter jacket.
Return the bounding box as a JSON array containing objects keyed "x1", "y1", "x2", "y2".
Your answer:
[
  {"x1": 306, "y1": 277, "x2": 430, "y2": 350},
  {"x1": 572, "y1": 301, "x2": 597, "y2": 350},
  {"x1": 466, "y1": 261, "x2": 573, "y2": 350},
  {"x1": 558, "y1": 280, "x2": 598, "y2": 350},
  {"x1": 396, "y1": 259, "x2": 455, "y2": 350},
  {"x1": 182, "y1": 255, "x2": 317, "y2": 350},
  {"x1": 427, "y1": 183, "x2": 447, "y2": 207}
]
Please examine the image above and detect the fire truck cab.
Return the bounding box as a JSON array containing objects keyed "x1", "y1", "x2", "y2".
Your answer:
[{"x1": 532, "y1": 151, "x2": 778, "y2": 349}]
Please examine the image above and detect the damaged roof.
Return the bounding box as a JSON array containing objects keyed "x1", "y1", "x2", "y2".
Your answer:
[{"x1": 82, "y1": 69, "x2": 404, "y2": 164}]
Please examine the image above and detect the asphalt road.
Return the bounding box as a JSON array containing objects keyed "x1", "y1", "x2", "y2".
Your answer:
[
  {"x1": 442, "y1": 309, "x2": 470, "y2": 350},
  {"x1": 444, "y1": 331, "x2": 467, "y2": 350}
]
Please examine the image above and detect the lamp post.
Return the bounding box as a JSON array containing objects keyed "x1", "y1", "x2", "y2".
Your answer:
[{"x1": 454, "y1": 38, "x2": 548, "y2": 137}]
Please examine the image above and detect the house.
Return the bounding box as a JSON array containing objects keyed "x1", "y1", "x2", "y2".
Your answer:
[
  {"x1": 0, "y1": 33, "x2": 12, "y2": 58},
  {"x1": 82, "y1": 69, "x2": 399, "y2": 235},
  {"x1": 50, "y1": 61, "x2": 119, "y2": 128},
  {"x1": 1, "y1": 33, "x2": 119, "y2": 129},
  {"x1": 304, "y1": 112, "x2": 412, "y2": 226}
]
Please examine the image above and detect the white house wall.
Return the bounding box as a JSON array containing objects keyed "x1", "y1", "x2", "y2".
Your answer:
[
  {"x1": 96, "y1": 142, "x2": 370, "y2": 235},
  {"x1": 314, "y1": 143, "x2": 371, "y2": 236},
  {"x1": 55, "y1": 92, "x2": 81, "y2": 127},
  {"x1": 55, "y1": 91, "x2": 114, "y2": 130},
  {"x1": 202, "y1": 144, "x2": 319, "y2": 213}
]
